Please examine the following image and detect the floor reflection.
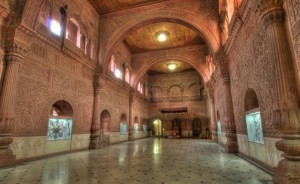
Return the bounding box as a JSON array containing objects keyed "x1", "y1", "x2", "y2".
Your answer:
[{"x1": 0, "y1": 138, "x2": 273, "y2": 184}]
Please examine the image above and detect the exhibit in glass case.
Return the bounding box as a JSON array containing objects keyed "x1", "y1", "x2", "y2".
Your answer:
[
  {"x1": 217, "y1": 120, "x2": 222, "y2": 135},
  {"x1": 47, "y1": 118, "x2": 72, "y2": 140},
  {"x1": 120, "y1": 123, "x2": 127, "y2": 135},
  {"x1": 245, "y1": 111, "x2": 264, "y2": 144}
]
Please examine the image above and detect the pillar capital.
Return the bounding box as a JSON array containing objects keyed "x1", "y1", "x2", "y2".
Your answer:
[
  {"x1": 255, "y1": 0, "x2": 284, "y2": 26},
  {"x1": 5, "y1": 42, "x2": 28, "y2": 58}
]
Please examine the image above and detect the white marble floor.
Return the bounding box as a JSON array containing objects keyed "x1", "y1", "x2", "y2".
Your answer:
[{"x1": 0, "y1": 138, "x2": 273, "y2": 184}]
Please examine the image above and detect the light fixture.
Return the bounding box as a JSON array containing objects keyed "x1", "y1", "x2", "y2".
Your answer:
[
  {"x1": 155, "y1": 31, "x2": 169, "y2": 42},
  {"x1": 167, "y1": 63, "x2": 177, "y2": 70}
]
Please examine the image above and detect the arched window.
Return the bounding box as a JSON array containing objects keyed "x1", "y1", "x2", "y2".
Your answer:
[
  {"x1": 39, "y1": 1, "x2": 52, "y2": 28},
  {"x1": 110, "y1": 55, "x2": 115, "y2": 72},
  {"x1": 137, "y1": 82, "x2": 143, "y2": 94},
  {"x1": 125, "y1": 68, "x2": 130, "y2": 83},
  {"x1": 66, "y1": 18, "x2": 80, "y2": 46}
]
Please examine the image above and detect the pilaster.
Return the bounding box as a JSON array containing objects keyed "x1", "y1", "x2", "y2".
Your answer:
[
  {"x1": 216, "y1": 49, "x2": 238, "y2": 153},
  {"x1": 0, "y1": 42, "x2": 27, "y2": 167},
  {"x1": 256, "y1": 0, "x2": 300, "y2": 183},
  {"x1": 128, "y1": 88, "x2": 135, "y2": 141}
]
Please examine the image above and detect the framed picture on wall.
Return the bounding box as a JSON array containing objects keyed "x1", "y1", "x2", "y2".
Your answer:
[
  {"x1": 134, "y1": 123, "x2": 139, "y2": 134},
  {"x1": 120, "y1": 123, "x2": 127, "y2": 135}
]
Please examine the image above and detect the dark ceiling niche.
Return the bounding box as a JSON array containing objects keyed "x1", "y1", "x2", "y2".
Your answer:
[{"x1": 159, "y1": 107, "x2": 188, "y2": 113}]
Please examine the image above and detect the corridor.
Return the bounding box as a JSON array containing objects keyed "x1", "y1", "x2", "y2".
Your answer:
[{"x1": 0, "y1": 139, "x2": 273, "y2": 184}]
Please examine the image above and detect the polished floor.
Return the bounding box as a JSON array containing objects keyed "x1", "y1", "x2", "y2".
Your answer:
[{"x1": 0, "y1": 138, "x2": 273, "y2": 184}]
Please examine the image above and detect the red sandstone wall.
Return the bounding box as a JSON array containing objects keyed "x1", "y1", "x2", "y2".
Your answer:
[{"x1": 12, "y1": 0, "x2": 99, "y2": 137}]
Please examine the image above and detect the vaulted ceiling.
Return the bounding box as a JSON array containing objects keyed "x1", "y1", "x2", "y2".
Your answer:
[
  {"x1": 93, "y1": 0, "x2": 209, "y2": 76},
  {"x1": 124, "y1": 22, "x2": 206, "y2": 54},
  {"x1": 90, "y1": 0, "x2": 169, "y2": 14}
]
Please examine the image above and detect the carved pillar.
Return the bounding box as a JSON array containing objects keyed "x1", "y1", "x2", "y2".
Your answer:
[
  {"x1": 89, "y1": 74, "x2": 101, "y2": 149},
  {"x1": 128, "y1": 88, "x2": 135, "y2": 141},
  {"x1": 0, "y1": 43, "x2": 26, "y2": 166},
  {"x1": 216, "y1": 50, "x2": 238, "y2": 153},
  {"x1": 207, "y1": 84, "x2": 218, "y2": 142},
  {"x1": 256, "y1": 0, "x2": 300, "y2": 183}
]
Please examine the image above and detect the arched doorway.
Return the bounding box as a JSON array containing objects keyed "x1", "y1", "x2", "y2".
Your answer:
[
  {"x1": 192, "y1": 118, "x2": 201, "y2": 137},
  {"x1": 153, "y1": 119, "x2": 162, "y2": 137},
  {"x1": 47, "y1": 100, "x2": 73, "y2": 153},
  {"x1": 101, "y1": 110, "x2": 111, "y2": 144},
  {"x1": 172, "y1": 118, "x2": 181, "y2": 137}
]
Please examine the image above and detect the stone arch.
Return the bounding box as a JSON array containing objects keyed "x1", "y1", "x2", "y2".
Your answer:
[
  {"x1": 131, "y1": 56, "x2": 208, "y2": 88},
  {"x1": 42, "y1": 95, "x2": 76, "y2": 132},
  {"x1": 101, "y1": 11, "x2": 221, "y2": 74},
  {"x1": 50, "y1": 100, "x2": 73, "y2": 116},
  {"x1": 121, "y1": 113, "x2": 127, "y2": 123}
]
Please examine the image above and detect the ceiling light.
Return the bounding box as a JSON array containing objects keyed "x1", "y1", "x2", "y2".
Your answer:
[
  {"x1": 167, "y1": 63, "x2": 177, "y2": 70},
  {"x1": 156, "y1": 31, "x2": 169, "y2": 42}
]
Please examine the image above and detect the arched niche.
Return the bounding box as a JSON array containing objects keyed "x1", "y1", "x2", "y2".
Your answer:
[
  {"x1": 45, "y1": 100, "x2": 74, "y2": 154},
  {"x1": 244, "y1": 88, "x2": 264, "y2": 144},
  {"x1": 120, "y1": 113, "x2": 127, "y2": 135},
  {"x1": 47, "y1": 100, "x2": 73, "y2": 141},
  {"x1": 101, "y1": 110, "x2": 111, "y2": 143}
]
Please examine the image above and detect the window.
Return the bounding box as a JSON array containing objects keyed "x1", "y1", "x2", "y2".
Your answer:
[
  {"x1": 110, "y1": 56, "x2": 115, "y2": 72},
  {"x1": 115, "y1": 68, "x2": 122, "y2": 79},
  {"x1": 50, "y1": 20, "x2": 61, "y2": 36},
  {"x1": 137, "y1": 82, "x2": 143, "y2": 94},
  {"x1": 125, "y1": 68, "x2": 130, "y2": 83}
]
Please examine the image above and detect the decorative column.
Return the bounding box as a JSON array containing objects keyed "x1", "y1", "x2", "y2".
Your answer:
[
  {"x1": 207, "y1": 82, "x2": 217, "y2": 142},
  {"x1": 128, "y1": 88, "x2": 135, "y2": 141},
  {"x1": 0, "y1": 43, "x2": 26, "y2": 166},
  {"x1": 216, "y1": 50, "x2": 238, "y2": 153},
  {"x1": 89, "y1": 73, "x2": 102, "y2": 149},
  {"x1": 256, "y1": 0, "x2": 300, "y2": 183}
]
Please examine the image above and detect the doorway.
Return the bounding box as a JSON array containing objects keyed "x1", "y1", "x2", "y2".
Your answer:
[
  {"x1": 192, "y1": 118, "x2": 201, "y2": 137},
  {"x1": 153, "y1": 119, "x2": 162, "y2": 137}
]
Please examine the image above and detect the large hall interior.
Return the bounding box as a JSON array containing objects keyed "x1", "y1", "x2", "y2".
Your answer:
[{"x1": 0, "y1": 0, "x2": 299, "y2": 183}]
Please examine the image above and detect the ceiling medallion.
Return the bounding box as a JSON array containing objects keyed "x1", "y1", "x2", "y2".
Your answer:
[
  {"x1": 155, "y1": 30, "x2": 169, "y2": 42},
  {"x1": 167, "y1": 63, "x2": 177, "y2": 71}
]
